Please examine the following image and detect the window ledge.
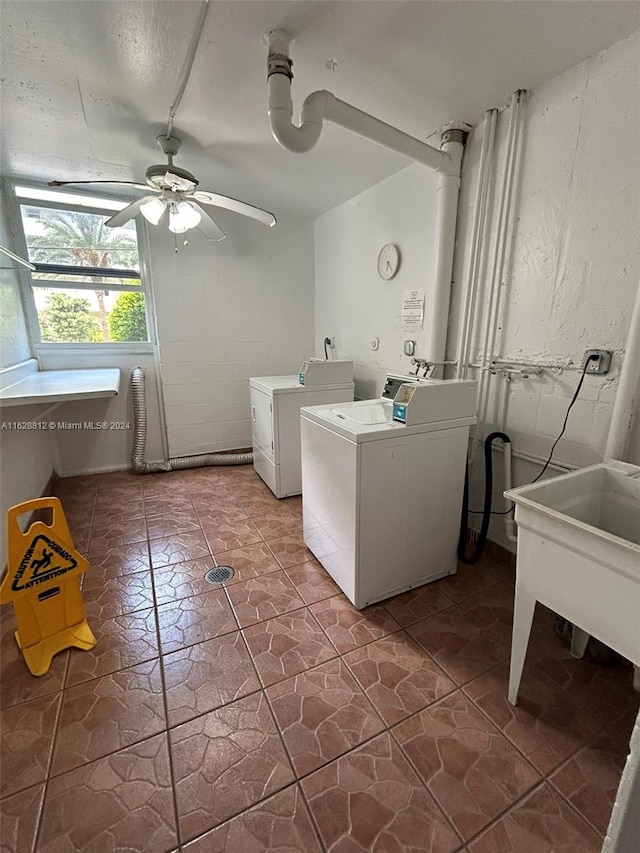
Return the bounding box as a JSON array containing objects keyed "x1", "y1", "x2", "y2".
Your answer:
[
  {"x1": 35, "y1": 342, "x2": 155, "y2": 356},
  {"x1": 0, "y1": 359, "x2": 121, "y2": 408}
]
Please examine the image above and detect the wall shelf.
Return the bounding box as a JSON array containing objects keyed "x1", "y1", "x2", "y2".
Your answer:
[{"x1": 0, "y1": 359, "x2": 120, "y2": 408}]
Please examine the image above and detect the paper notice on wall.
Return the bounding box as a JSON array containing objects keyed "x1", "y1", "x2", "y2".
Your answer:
[{"x1": 402, "y1": 290, "x2": 424, "y2": 328}]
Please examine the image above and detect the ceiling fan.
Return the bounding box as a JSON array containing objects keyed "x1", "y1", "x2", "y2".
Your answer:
[{"x1": 48, "y1": 134, "x2": 276, "y2": 241}]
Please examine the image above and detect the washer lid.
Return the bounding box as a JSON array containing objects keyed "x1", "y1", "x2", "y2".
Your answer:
[{"x1": 301, "y1": 399, "x2": 475, "y2": 443}]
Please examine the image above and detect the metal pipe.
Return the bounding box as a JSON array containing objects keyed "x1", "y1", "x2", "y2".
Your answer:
[
  {"x1": 425, "y1": 143, "x2": 464, "y2": 366},
  {"x1": 456, "y1": 109, "x2": 497, "y2": 379},
  {"x1": 0, "y1": 243, "x2": 35, "y2": 271},
  {"x1": 487, "y1": 440, "x2": 576, "y2": 472},
  {"x1": 475, "y1": 97, "x2": 519, "y2": 427},
  {"x1": 499, "y1": 373, "x2": 511, "y2": 433},
  {"x1": 605, "y1": 277, "x2": 640, "y2": 461},
  {"x1": 130, "y1": 367, "x2": 252, "y2": 473},
  {"x1": 478, "y1": 92, "x2": 526, "y2": 430},
  {"x1": 491, "y1": 358, "x2": 580, "y2": 372},
  {"x1": 166, "y1": 0, "x2": 210, "y2": 138},
  {"x1": 502, "y1": 440, "x2": 518, "y2": 544},
  {"x1": 483, "y1": 92, "x2": 526, "y2": 421}
]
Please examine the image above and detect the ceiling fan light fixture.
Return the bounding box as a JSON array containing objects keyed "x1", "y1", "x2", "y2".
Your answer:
[
  {"x1": 168, "y1": 201, "x2": 201, "y2": 233},
  {"x1": 140, "y1": 197, "x2": 167, "y2": 225}
]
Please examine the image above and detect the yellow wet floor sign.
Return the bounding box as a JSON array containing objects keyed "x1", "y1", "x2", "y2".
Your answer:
[{"x1": 1, "y1": 497, "x2": 95, "y2": 676}]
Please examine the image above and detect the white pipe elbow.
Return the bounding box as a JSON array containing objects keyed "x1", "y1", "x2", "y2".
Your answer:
[
  {"x1": 268, "y1": 105, "x2": 323, "y2": 153},
  {"x1": 268, "y1": 76, "x2": 327, "y2": 153}
]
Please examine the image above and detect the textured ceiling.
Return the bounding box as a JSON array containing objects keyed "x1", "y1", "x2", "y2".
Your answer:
[{"x1": 1, "y1": 1, "x2": 638, "y2": 217}]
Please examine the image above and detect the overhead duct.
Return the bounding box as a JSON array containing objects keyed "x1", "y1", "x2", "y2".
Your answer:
[{"x1": 266, "y1": 29, "x2": 468, "y2": 365}]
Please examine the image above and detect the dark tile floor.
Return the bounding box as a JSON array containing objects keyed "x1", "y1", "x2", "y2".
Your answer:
[{"x1": 1, "y1": 465, "x2": 637, "y2": 852}]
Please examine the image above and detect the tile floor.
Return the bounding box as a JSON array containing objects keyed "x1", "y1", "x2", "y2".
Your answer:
[{"x1": 1, "y1": 465, "x2": 637, "y2": 852}]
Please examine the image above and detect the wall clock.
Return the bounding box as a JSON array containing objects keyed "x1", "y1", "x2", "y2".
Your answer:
[{"x1": 377, "y1": 243, "x2": 400, "y2": 280}]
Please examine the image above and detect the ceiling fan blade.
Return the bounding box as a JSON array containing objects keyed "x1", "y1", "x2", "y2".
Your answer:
[
  {"x1": 48, "y1": 179, "x2": 154, "y2": 192},
  {"x1": 191, "y1": 190, "x2": 276, "y2": 227},
  {"x1": 104, "y1": 195, "x2": 159, "y2": 228},
  {"x1": 196, "y1": 205, "x2": 226, "y2": 241}
]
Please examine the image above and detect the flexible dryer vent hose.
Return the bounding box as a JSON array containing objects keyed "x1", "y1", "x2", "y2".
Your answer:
[{"x1": 130, "y1": 367, "x2": 253, "y2": 474}]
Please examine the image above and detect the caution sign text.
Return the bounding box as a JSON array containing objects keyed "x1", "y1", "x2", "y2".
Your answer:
[{"x1": 11, "y1": 534, "x2": 78, "y2": 592}]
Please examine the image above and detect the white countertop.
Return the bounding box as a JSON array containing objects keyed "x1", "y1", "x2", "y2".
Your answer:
[{"x1": 0, "y1": 360, "x2": 121, "y2": 408}]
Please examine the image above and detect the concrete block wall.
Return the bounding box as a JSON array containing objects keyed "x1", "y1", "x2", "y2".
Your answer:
[
  {"x1": 447, "y1": 32, "x2": 640, "y2": 541},
  {"x1": 314, "y1": 33, "x2": 639, "y2": 548},
  {"x1": 148, "y1": 210, "x2": 315, "y2": 456},
  {"x1": 314, "y1": 164, "x2": 439, "y2": 400},
  {"x1": 0, "y1": 191, "x2": 56, "y2": 561}
]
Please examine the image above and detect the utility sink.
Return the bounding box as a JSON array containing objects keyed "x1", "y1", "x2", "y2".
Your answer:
[{"x1": 504, "y1": 460, "x2": 640, "y2": 704}]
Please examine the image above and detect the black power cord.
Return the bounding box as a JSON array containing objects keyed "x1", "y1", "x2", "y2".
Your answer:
[
  {"x1": 323, "y1": 337, "x2": 331, "y2": 360},
  {"x1": 458, "y1": 355, "x2": 597, "y2": 564},
  {"x1": 531, "y1": 355, "x2": 595, "y2": 483}
]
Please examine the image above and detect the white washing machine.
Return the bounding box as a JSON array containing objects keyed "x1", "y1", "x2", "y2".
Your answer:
[
  {"x1": 300, "y1": 374, "x2": 477, "y2": 608},
  {"x1": 250, "y1": 362, "x2": 354, "y2": 498}
]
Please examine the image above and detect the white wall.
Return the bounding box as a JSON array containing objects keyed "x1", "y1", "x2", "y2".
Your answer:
[
  {"x1": 629, "y1": 397, "x2": 640, "y2": 462},
  {"x1": 0, "y1": 190, "x2": 56, "y2": 561},
  {"x1": 0, "y1": 188, "x2": 31, "y2": 368},
  {"x1": 149, "y1": 211, "x2": 315, "y2": 456},
  {"x1": 313, "y1": 33, "x2": 639, "y2": 551},
  {"x1": 36, "y1": 348, "x2": 165, "y2": 476},
  {"x1": 314, "y1": 164, "x2": 439, "y2": 400},
  {"x1": 1, "y1": 205, "x2": 314, "y2": 479},
  {"x1": 448, "y1": 32, "x2": 640, "y2": 548}
]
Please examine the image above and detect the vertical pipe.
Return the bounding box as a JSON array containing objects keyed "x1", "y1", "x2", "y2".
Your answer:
[
  {"x1": 265, "y1": 30, "x2": 465, "y2": 369},
  {"x1": 503, "y1": 438, "x2": 518, "y2": 543},
  {"x1": 456, "y1": 109, "x2": 497, "y2": 379},
  {"x1": 484, "y1": 91, "x2": 527, "y2": 402},
  {"x1": 425, "y1": 138, "x2": 464, "y2": 365},
  {"x1": 478, "y1": 92, "x2": 525, "y2": 430},
  {"x1": 475, "y1": 95, "x2": 520, "y2": 425},
  {"x1": 605, "y1": 277, "x2": 640, "y2": 460}
]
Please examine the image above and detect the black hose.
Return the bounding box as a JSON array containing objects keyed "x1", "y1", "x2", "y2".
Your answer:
[{"x1": 458, "y1": 431, "x2": 511, "y2": 564}]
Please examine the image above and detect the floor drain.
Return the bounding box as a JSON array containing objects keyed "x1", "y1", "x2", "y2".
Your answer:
[{"x1": 204, "y1": 565, "x2": 235, "y2": 584}]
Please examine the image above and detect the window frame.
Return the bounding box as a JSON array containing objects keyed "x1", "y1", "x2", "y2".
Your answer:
[{"x1": 6, "y1": 179, "x2": 157, "y2": 353}]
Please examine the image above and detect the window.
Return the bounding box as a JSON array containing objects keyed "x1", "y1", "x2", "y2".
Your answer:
[{"x1": 13, "y1": 185, "x2": 151, "y2": 344}]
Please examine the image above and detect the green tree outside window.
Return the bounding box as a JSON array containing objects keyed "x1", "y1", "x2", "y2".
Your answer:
[
  {"x1": 39, "y1": 292, "x2": 102, "y2": 342},
  {"x1": 108, "y1": 291, "x2": 147, "y2": 342},
  {"x1": 29, "y1": 210, "x2": 143, "y2": 341}
]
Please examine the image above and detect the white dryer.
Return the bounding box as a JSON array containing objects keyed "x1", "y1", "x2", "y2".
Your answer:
[
  {"x1": 250, "y1": 364, "x2": 354, "y2": 498},
  {"x1": 300, "y1": 375, "x2": 477, "y2": 608}
]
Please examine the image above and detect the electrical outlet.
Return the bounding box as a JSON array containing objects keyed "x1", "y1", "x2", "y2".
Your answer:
[
  {"x1": 325, "y1": 336, "x2": 335, "y2": 348},
  {"x1": 583, "y1": 349, "x2": 612, "y2": 375}
]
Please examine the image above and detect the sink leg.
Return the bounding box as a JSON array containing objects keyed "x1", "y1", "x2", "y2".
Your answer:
[
  {"x1": 570, "y1": 626, "x2": 591, "y2": 659},
  {"x1": 508, "y1": 587, "x2": 536, "y2": 706}
]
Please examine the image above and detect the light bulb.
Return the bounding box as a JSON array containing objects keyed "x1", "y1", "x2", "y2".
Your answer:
[
  {"x1": 139, "y1": 197, "x2": 167, "y2": 225},
  {"x1": 168, "y1": 201, "x2": 201, "y2": 233}
]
